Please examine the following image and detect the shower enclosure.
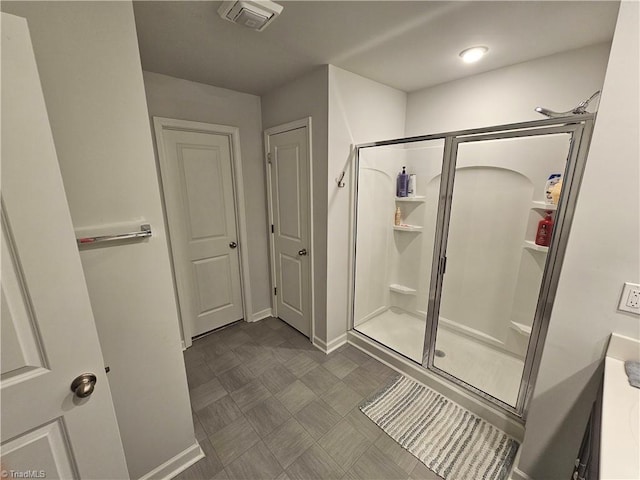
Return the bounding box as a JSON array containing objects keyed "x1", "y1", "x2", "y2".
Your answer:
[{"x1": 350, "y1": 115, "x2": 595, "y2": 417}]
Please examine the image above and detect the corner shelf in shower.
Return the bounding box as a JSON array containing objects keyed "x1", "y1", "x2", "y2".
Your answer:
[
  {"x1": 523, "y1": 240, "x2": 548, "y2": 253},
  {"x1": 531, "y1": 201, "x2": 557, "y2": 211},
  {"x1": 389, "y1": 284, "x2": 417, "y2": 295},
  {"x1": 393, "y1": 225, "x2": 423, "y2": 232},
  {"x1": 395, "y1": 196, "x2": 426, "y2": 203},
  {"x1": 510, "y1": 321, "x2": 532, "y2": 336}
]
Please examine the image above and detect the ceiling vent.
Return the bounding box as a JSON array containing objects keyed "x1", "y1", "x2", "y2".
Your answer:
[{"x1": 218, "y1": 0, "x2": 283, "y2": 32}]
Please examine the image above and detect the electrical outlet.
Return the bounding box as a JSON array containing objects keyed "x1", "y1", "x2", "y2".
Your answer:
[{"x1": 618, "y1": 282, "x2": 640, "y2": 315}]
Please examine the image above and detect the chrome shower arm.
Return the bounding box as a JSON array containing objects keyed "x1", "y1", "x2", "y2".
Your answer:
[
  {"x1": 572, "y1": 90, "x2": 601, "y2": 114},
  {"x1": 535, "y1": 90, "x2": 601, "y2": 118}
]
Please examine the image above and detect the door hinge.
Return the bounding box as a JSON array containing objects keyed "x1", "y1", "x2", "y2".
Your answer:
[
  {"x1": 267, "y1": 152, "x2": 272, "y2": 164},
  {"x1": 274, "y1": 287, "x2": 277, "y2": 296},
  {"x1": 440, "y1": 256, "x2": 447, "y2": 275},
  {"x1": 271, "y1": 224, "x2": 274, "y2": 234}
]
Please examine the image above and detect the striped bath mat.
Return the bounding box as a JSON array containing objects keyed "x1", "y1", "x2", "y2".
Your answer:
[{"x1": 360, "y1": 375, "x2": 519, "y2": 480}]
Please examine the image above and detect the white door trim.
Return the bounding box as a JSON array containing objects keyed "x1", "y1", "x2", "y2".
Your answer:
[
  {"x1": 153, "y1": 117, "x2": 252, "y2": 348},
  {"x1": 264, "y1": 117, "x2": 315, "y2": 344}
]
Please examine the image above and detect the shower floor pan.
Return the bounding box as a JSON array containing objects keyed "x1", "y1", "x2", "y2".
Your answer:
[{"x1": 355, "y1": 309, "x2": 523, "y2": 407}]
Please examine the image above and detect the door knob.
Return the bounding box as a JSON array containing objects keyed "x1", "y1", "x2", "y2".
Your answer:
[
  {"x1": 229, "y1": 241, "x2": 237, "y2": 249},
  {"x1": 70, "y1": 373, "x2": 97, "y2": 398},
  {"x1": 298, "y1": 248, "x2": 307, "y2": 256}
]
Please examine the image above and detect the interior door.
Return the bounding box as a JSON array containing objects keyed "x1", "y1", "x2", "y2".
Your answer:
[
  {"x1": 267, "y1": 126, "x2": 311, "y2": 337},
  {"x1": 1, "y1": 13, "x2": 129, "y2": 479},
  {"x1": 157, "y1": 127, "x2": 243, "y2": 338}
]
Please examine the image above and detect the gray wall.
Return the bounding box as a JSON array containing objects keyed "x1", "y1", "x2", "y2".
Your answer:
[
  {"x1": 142, "y1": 71, "x2": 272, "y2": 319},
  {"x1": 0, "y1": 2, "x2": 196, "y2": 478},
  {"x1": 518, "y1": 3, "x2": 640, "y2": 478},
  {"x1": 261, "y1": 66, "x2": 330, "y2": 342}
]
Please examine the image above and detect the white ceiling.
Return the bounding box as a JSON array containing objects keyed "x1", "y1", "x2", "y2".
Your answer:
[{"x1": 133, "y1": 1, "x2": 619, "y2": 95}]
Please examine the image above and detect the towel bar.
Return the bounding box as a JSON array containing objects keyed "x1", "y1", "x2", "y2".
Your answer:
[{"x1": 77, "y1": 224, "x2": 151, "y2": 246}]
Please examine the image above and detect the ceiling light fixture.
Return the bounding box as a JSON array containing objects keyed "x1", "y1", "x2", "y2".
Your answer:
[{"x1": 459, "y1": 46, "x2": 489, "y2": 64}]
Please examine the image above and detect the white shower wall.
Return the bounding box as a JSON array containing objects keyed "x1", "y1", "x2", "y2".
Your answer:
[
  {"x1": 440, "y1": 166, "x2": 533, "y2": 338},
  {"x1": 354, "y1": 147, "x2": 405, "y2": 325}
]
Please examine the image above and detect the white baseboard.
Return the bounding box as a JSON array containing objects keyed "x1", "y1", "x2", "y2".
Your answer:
[
  {"x1": 312, "y1": 337, "x2": 326, "y2": 352},
  {"x1": 250, "y1": 308, "x2": 273, "y2": 322},
  {"x1": 313, "y1": 332, "x2": 347, "y2": 354},
  {"x1": 138, "y1": 442, "x2": 204, "y2": 480},
  {"x1": 327, "y1": 333, "x2": 348, "y2": 353}
]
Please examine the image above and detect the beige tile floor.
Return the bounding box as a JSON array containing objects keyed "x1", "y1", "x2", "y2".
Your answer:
[{"x1": 178, "y1": 317, "x2": 444, "y2": 480}]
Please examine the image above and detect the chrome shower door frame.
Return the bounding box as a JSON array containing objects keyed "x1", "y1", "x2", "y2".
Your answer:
[{"x1": 351, "y1": 114, "x2": 596, "y2": 419}]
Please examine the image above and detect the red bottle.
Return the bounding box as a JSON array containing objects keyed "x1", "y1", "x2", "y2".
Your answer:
[{"x1": 535, "y1": 211, "x2": 554, "y2": 247}]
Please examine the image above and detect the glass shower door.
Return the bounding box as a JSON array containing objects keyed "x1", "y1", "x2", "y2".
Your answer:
[
  {"x1": 353, "y1": 139, "x2": 445, "y2": 363},
  {"x1": 427, "y1": 128, "x2": 578, "y2": 409},
  {"x1": 351, "y1": 116, "x2": 594, "y2": 417}
]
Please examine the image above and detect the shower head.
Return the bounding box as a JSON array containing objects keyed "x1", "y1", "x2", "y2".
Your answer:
[
  {"x1": 535, "y1": 106, "x2": 565, "y2": 118},
  {"x1": 535, "y1": 91, "x2": 601, "y2": 118}
]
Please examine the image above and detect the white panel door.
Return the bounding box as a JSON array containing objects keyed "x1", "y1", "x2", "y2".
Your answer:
[
  {"x1": 0, "y1": 13, "x2": 128, "y2": 479},
  {"x1": 267, "y1": 126, "x2": 311, "y2": 336},
  {"x1": 157, "y1": 129, "x2": 243, "y2": 337}
]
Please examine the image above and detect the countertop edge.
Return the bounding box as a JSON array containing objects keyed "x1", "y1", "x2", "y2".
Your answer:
[{"x1": 600, "y1": 334, "x2": 640, "y2": 479}]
